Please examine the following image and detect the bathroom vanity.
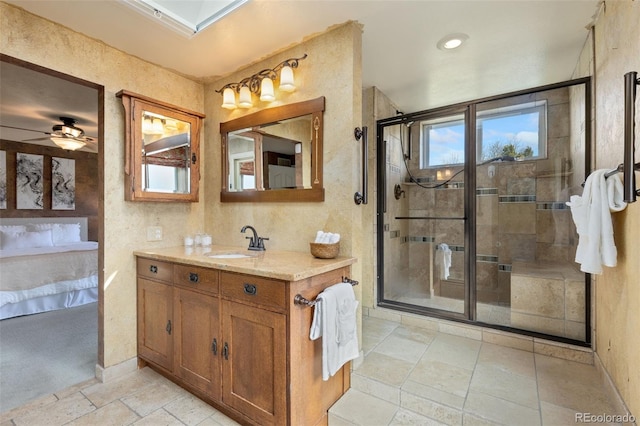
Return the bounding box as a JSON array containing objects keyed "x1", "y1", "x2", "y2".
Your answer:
[{"x1": 134, "y1": 245, "x2": 357, "y2": 426}]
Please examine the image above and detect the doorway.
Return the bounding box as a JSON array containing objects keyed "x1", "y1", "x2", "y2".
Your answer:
[{"x1": 0, "y1": 54, "x2": 104, "y2": 410}]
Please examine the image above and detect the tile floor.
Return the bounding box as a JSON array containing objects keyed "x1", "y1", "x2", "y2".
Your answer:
[{"x1": 1, "y1": 316, "x2": 628, "y2": 426}]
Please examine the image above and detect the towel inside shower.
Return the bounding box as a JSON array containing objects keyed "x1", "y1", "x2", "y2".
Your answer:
[{"x1": 435, "y1": 243, "x2": 452, "y2": 280}]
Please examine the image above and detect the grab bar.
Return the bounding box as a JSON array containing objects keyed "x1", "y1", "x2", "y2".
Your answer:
[
  {"x1": 293, "y1": 276, "x2": 359, "y2": 307},
  {"x1": 623, "y1": 71, "x2": 639, "y2": 202},
  {"x1": 354, "y1": 126, "x2": 368, "y2": 205}
]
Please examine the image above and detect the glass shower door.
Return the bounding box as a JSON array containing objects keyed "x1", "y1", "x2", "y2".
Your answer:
[
  {"x1": 474, "y1": 83, "x2": 589, "y2": 342},
  {"x1": 378, "y1": 109, "x2": 469, "y2": 317}
]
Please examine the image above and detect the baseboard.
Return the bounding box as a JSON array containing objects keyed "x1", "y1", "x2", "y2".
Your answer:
[{"x1": 95, "y1": 357, "x2": 138, "y2": 383}]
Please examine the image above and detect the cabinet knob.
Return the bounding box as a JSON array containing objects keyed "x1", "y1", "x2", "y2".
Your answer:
[
  {"x1": 223, "y1": 342, "x2": 229, "y2": 360},
  {"x1": 243, "y1": 283, "x2": 257, "y2": 296},
  {"x1": 189, "y1": 272, "x2": 199, "y2": 283},
  {"x1": 149, "y1": 265, "x2": 158, "y2": 274}
]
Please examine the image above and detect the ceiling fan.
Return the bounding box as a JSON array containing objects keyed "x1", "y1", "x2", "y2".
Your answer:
[{"x1": 1, "y1": 117, "x2": 97, "y2": 151}]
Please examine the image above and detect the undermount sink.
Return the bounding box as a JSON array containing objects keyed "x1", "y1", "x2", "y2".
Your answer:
[{"x1": 206, "y1": 252, "x2": 254, "y2": 259}]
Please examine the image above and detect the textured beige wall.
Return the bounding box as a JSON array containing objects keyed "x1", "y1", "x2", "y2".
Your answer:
[
  {"x1": 592, "y1": 0, "x2": 639, "y2": 417},
  {"x1": 203, "y1": 22, "x2": 364, "y2": 339},
  {"x1": 0, "y1": 3, "x2": 205, "y2": 367}
]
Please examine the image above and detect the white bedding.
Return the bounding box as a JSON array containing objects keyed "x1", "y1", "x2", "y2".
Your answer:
[{"x1": 0, "y1": 242, "x2": 98, "y2": 318}]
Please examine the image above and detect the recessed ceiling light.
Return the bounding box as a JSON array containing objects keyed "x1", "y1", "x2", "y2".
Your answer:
[{"x1": 437, "y1": 33, "x2": 469, "y2": 50}]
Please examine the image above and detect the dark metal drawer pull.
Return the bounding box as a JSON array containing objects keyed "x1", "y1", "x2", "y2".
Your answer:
[
  {"x1": 223, "y1": 342, "x2": 229, "y2": 360},
  {"x1": 149, "y1": 265, "x2": 158, "y2": 274},
  {"x1": 166, "y1": 320, "x2": 172, "y2": 335},
  {"x1": 189, "y1": 272, "x2": 199, "y2": 283},
  {"x1": 243, "y1": 283, "x2": 257, "y2": 296},
  {"x1": 211, "y1": 338, "x2": 217, "y2": 355}
]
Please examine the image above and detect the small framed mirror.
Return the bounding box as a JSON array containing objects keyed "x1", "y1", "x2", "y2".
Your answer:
[
  {"x1": 220, "y1": 97, "x2": 325, "y2": 202},
  {"x1": 117, "y1": 90, "x2": 205, "y2": 202}
]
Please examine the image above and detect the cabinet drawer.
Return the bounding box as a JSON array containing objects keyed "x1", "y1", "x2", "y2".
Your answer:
[
  {"x1": 137, "y1": 258, "x2": 173, "y2": 283},
  {"x1": 174, "y1": 264, "x2": 219, "y2": 295},
  {"x1": 220, "y1": 272, "x2": 286, "y2": 310}
]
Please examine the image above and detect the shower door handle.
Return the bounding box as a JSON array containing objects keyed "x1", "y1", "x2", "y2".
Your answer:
[{"x1": 354, "y1": 126, "x2": 368, "y2": 205}]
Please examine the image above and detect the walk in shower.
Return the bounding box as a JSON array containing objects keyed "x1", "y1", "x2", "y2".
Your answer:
[{"x1": 376, "y1": 78, "x2": 591, "y2": 344}]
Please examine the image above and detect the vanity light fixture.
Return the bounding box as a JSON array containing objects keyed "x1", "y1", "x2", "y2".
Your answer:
[
  {"x1": 217, "y1": 54, "x2": 308, "y2": 109},
  {"x1": 437, "y1": 33, "x2": 469, "y2": 50}
]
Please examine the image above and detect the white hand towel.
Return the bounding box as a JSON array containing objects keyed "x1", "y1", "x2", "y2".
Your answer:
[
  {"x1": 435, "y1": 243, "x2": 452, "y2": 279},
  {"x1": 310, "y1": 282, "x2": 359, "y2": 381},
  {"x1": 567, "y1": 169, "x2": 626, "y2": 274},
  {"x1": 314, "y1": 230, "x2": 324, "y2": 243}
]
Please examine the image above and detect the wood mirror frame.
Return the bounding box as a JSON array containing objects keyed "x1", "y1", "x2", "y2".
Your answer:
[
  {"x1": 220, "y1": 97, "x2": 325, "y2": 202},
  {"x1": 117, "y1": 90, "x2": 205, "y2": 202}
]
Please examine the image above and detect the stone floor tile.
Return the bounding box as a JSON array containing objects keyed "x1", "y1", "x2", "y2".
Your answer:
[
  {"x1": 132, "y1": 408, "x2": 184, "y2": 425},
  {"x1": 12, "y1": 392, "x2": 95, "y2": 426},
  {"x1": 389, "y1": 408, "x2": 448, "y2": 425},
  {"x1": 469, "y1": 363, "x2": 538, "y2": 409},
  {"x1": 163, "y1": 393, "x2": 217, "y2": 426},
  {"x1": 354, "y1": 352, "x2": 414, "y2": 387},
  {"x1": 463, "y1": 391, "x2": 541, "y2": 426},
  {"x1": 392, "y1": 325, "x2": 438, "y2": 345},
  {"x1": 475, "y1": 342, "x2": 536, "y2": 378},
  {"x1": 329, "y1": 389, "x2": 398, "y2": 426},
  {"x1": 121, "y1": 378, "x2": 189, "y2": 417},
  {"x1": 408, "y1": 360, "x2": 473, "y2": 398},
  {"x1": 66, "y1": 399, "x2": 140, "y2": 425},
  {"x1": 374, "y1": 333, "x2": 429, "y2": 364}
]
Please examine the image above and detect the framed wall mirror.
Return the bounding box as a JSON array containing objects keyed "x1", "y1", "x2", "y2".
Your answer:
[
  {"x1": 220, "y1": 97, "x2": 325, "y2": 202},
  {"x1": 117, "y1": 90, "x2": 205, "y2": 202}
]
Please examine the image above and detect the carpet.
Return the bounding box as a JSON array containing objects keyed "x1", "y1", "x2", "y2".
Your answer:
[{"x1": 0, "y1": 302, "x2": 98, "y2": 412}]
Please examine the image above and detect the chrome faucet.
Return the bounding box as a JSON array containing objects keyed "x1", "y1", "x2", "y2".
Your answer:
[{"x1": 241, "y1": 225, "x2": 269, "y2": 251}]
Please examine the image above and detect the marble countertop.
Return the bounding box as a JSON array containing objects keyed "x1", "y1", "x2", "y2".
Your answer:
[{"x1": 134, "y1": 245, "x2": 357, "y2": 281}]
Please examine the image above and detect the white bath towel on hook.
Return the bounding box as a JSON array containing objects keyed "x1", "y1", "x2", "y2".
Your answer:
[
  {"x1": 566, "y1": 170, "x2": 626, "y2": 274},
  {"x1": 435, "y1": 243, "x2": 452, "y2": 279}
]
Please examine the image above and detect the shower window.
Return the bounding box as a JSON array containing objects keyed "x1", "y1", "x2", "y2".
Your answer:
[
  {"x1": 420, "y1": 100, "x2": 548, "y2": 167},
  {"x1": 377, "y1": 77, "x2": 591, "y2": 345}
]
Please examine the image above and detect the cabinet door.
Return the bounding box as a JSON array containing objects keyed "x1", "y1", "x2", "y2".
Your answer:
[
  {"x1": 137, "y1": 278, "x2": 173, "y2": 370},
  {"x1": 174, "y1": 287, "x2": 221, "y2": 399},
  {"x1": 221, "y1": 300, "x2": 286, "y2": 426}
]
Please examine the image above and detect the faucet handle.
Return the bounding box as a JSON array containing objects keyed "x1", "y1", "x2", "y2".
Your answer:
[{"x1": 257, "y1": 237, "x2": 269, "y2": 249}]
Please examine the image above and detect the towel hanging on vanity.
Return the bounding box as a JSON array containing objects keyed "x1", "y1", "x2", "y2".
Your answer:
[{"x1": 310, "y1": 282, "x2": 359, "y2": 381}]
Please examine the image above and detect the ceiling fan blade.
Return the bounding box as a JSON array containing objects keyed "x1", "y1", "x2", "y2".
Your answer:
[
  {"x1": 22, "y1": 136, "x2": 54, "y2": 142},
  {"x1": 0, "y1": 124, "x2": 51, "y2": 135}
]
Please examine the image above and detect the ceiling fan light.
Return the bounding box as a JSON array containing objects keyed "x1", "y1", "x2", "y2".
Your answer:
[
  {"x1": 51, "y1": 137, "x2": 86, "y2": 151},
  {"x1": 61, "y1": 125, "x2": 83, "y2": 138}
]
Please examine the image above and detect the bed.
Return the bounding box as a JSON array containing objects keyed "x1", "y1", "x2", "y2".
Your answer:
[{"x1": 0, "y1": 217, "x2": 98, "y2": 320}]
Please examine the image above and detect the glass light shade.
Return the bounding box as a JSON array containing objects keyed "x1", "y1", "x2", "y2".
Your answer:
[
  {"x1": 51, "y1": 137, "x2": 86, "y2": 151},
  {"x1": 221, "y1": 87, "x2": 237, "y2": 109},
  {"x1": 142, "y1": 116, "x2": 153, "y2": 134},
  {"x1": 279, "y1": 65, "x2": 295, "y2": 92},
  {"x1": 238, "y1": 85, "x2": 253, "y2": 108},
  {"x1": 151, "y1": 119, "x2": 164, "y2": 135},
  {"x1": 260, "y1": 78, "x2": 275, "y2": 102}
]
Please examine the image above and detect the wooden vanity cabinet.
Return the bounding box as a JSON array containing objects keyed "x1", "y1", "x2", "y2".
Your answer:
[
  {"x1": 173, "y1": 263, "x2": 221, "y2": 399},
  {"x1": 137, "y1": 258, "x2": 174, "y2": 371},
  {"x1": 136, "y1": 256, "x2": 352, "y2": 426}
]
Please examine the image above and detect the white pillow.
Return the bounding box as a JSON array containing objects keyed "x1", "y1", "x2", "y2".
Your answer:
[
  {"x1": 0, "y1": 229, "x2": 54, "y2": 250},
  {"x1": 28, "y1": 223, "x2": 82, "y2": 245},
  {"x1": 0, "y1": 225, "x2": 27, "y2": 233}
]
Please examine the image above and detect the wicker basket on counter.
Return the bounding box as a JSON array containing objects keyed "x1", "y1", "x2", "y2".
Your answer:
[{"x1": 310, "y1": 242, "x2": 340, "y2": 259}]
